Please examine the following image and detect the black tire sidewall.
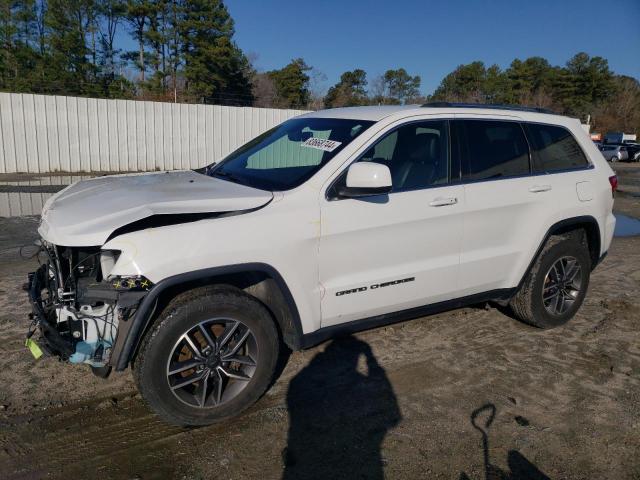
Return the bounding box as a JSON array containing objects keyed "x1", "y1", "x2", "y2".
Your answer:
[
  {"x1": 136, "y1": 290, "x2": 278, "y2": 426},
  {"x1": 530, "y1": 239, "x2": 591, "y2": 328}
]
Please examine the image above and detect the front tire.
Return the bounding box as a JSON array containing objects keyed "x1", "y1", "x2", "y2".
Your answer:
[
  {"x1": 509, "y1": 233, "x2": 591, "y2": 329},
  {"x1": 133, "y1": 286, "x2": 279, "y2": 426}
]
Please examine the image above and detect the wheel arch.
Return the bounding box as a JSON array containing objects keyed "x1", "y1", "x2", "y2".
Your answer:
[
  {"x1": 517, "y1": 215, "x2": 602, "y2": 292},
  {"x1": 111, "y1": 263, "x2": 304, "y2": 371}
]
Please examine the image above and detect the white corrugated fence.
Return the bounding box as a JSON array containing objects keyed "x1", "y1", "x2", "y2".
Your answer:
[
  {"x1": 0, "y1": 92, "x2": 309, "y2": 173},
  {"x1": 0, "y1": 175, "x2": 94, "y2": 217}
]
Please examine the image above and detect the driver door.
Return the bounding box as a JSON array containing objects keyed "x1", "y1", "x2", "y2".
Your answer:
[{"x1": 319, "y1": 119, "x2": 464, "y2": 327}]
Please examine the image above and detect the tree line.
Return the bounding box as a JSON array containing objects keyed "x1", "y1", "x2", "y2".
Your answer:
[
  {"x1": 1, "y1": 0, "x2": 638, "y2": 134},
  {"x1": 324, "y1": 55, "x2": 639, "y2": 134},
  {"x1": 429, "y1": 55, "x2": 640, "y2": 134},
  {"x1": 0, "y1": 0, "x2": 253, "y2": 103}
]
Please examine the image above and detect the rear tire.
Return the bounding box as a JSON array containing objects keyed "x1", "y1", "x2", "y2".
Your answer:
[
  {"x1": 509, "y1": 233, "x2": 591, "y2": 329},
  {"x1": 133, "y1": 285, "x2": 279, "y2": 426}
]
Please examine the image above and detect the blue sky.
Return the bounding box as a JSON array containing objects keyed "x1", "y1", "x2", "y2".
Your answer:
[{"x1": 225, "y1": 0, "x2": 640, "y2": 95}]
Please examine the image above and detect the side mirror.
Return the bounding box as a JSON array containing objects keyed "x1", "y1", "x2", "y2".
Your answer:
[{"x1": 338, "y1": 162, "x2": 392, "y2": 198}]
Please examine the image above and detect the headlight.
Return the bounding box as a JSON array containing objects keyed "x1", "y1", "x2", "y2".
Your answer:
[{"x1": 111, "y1": 275, "x2": 153, "y2": 291}]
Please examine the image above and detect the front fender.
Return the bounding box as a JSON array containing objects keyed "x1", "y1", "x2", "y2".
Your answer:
[{"x1": 110, "y1": 263, "x2": 304, "y2": 371}]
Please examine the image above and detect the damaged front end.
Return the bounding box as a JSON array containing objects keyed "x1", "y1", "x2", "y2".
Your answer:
[{"x1": 26, "y1": 242, "x2": 150, "y2": 371}]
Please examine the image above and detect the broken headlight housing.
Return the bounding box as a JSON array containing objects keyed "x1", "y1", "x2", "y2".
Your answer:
[
  {"x1": 99, "y1": 250, "x2": 120, "y2": 278},
  {"x1": 100, "y1": 250, "x2": 153, "y2": 291}
]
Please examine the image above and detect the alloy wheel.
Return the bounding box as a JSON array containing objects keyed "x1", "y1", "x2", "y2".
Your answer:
[
  {"x1": 542, "y1": 256, "x2": 582, "y2": 316},
  {"x1": 166, "y1": 318, "x2": 258, "y2": 408}
]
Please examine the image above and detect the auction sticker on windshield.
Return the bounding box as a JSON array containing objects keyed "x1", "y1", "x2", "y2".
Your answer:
[{"x1": 301, "y1": 137, "x2": 342, "y2": 152}]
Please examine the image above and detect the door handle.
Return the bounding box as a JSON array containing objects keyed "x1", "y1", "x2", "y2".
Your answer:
[
  {"x1": 529, "y1": 185, "x2": 552, "y2": 193},
  {"x1": 429, "y1": 197, "x2": 458, "y2": 207}
]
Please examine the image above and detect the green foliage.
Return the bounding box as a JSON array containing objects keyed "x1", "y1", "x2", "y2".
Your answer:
[
  {"x1": 324, "y1": 69, "x2": 367, "y2": 108},
  {"x1": 125, "y1": 0, "x2": 151, "y2": 82},
  {"x1": 505, "y1": 56, "x2": 552, "y2": 104},
  {"x1": 45, "y1": 0, "x2": 99, "y2": 95},
  {"x1": 0, "y1": 0, "x2": 42, "y2": 92},
  {"x1": 179, "y1": 0, "x2": 252, "y2": 103},
  {"x1": 432, "y1": 62, "x2": 502, "y2": 102},
  {"x1": 383, "y1": 68, "x2": 421, "y2": 104},
  {"x1": 0, "y1": 0, "x2": 253, "y2": 103},
  {"x1": 559, "y1": 52, "x2": 613, "y2": 116},
  {"x1": 0, "y1": 0, "x2": 636, "y2": 135},
  {"x1": 429, "y1": 52, "x2": 624, "y2": 127},
  {"x1": 268, "y1": 58, "x2": 311, "y2": 108}
]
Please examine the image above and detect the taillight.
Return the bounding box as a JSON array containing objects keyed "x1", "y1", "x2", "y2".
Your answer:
[{"x1": 609, "y1": 175, "x2": 618, "y2": 196}]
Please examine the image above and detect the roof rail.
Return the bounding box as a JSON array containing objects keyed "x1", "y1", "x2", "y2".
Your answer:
[{"x1": 421, "y1": 102, "x2": 555, "y2": 115}]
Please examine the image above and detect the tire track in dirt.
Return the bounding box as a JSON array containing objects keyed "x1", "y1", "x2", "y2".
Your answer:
[{"x1": 0, "y1": 396, "x2": 185, "y2": 479}]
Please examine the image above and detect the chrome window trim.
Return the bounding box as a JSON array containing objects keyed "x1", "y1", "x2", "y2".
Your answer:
[{"x1": 324, "y1": 117, "x2": 595, "y2": 201}]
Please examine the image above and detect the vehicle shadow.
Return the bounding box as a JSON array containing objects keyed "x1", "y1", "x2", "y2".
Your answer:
[
  {"x1": 282, "y1": 334, "x2": 401, "y2": 480},
  {"x1": 459, "y1": 403, "x2": 550, "y2": 480}
]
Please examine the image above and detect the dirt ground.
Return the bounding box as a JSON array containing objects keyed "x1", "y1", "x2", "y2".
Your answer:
[{"x1": 0, "y1": 165, "x2": 639, "y2": 480}]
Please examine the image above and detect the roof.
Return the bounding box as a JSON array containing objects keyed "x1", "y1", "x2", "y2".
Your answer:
[
  {"x1": 421, "y1": 102, "x2": 555, "y2": 114},
  {"x1": 299, "y1": 103, "x2": 571, "y2": 123},
  {"x1": 298, "y1": 105, "x2": 418, "y2": 121}
]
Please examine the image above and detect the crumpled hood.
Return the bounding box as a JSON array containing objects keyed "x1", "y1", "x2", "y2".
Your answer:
[{"x1": 38, "y1": 170, "x2": 273, "y2": 246}]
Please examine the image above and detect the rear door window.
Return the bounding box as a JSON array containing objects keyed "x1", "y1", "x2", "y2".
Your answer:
[
  {"x1": 524, "y1": 123, "x2": 589, "y2": 173},
  {"x1": 452, "y1": 120, "x2": 530, "y2": 181}
]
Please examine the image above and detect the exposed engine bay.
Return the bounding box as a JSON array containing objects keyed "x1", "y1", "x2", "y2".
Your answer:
[{"x1": 27, "y1": 242, "x2": 150, "y2": 369}]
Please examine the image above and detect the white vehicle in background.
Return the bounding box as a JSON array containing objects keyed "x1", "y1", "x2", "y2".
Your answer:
[
  {"x1": 604, "y1": 132, "x2": 636, "y2": 144},
  {"x1": 27, "y1": 103, "x2": 617, "y2": 426},
  {"x1": 599, "y1": 144, "x2": 629, "y2": 162}
]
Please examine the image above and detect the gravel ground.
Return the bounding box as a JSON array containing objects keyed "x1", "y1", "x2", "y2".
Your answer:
[{"x1": 0, "y1": 165, "x2": 638, "y2": 480}]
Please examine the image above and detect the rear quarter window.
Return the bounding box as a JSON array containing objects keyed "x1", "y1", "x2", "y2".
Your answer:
[{"x1": 524, "y1": 123, "x2": 589, "y2": 173}]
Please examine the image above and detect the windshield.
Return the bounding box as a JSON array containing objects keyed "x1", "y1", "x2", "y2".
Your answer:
[{"x1": 206, "y1": 117, "x2": 374, "y2": 191}]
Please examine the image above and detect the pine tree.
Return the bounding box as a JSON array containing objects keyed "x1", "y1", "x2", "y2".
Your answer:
[
  {"x1": 45, "y1": 0, "x2": 98, "y2": 95},
  {"x1": 98, "y1": 0, "x2": 125, "y2": 77},
  {"x1": 0, "y1": 0, "x2": 46, "y2": 92},
  {"x1": 324, "y1": 69, "x2": 367, "y2": 108},
  {"x1": 383, "y1": 68, "x2": 421, "y2": 104},
  {"x1": 166, "y1": 0, "x2": 181, "y2": 99},
  {"x1": 506, "y1": 57, "x2": 553, "y2": 105},
  {"x1": 563, "y1": 52, "x2": 613, "y2": 116},
  {"x1": 126, "y1": 0, "x2": 150, "y2": 83},
  {"x1": 0, "y1": 0, "x2": 17, "y2": 89},
  {"x1": 179, "y1": 0, "x2": 252, "y2": 104},
  {"x1": 143, "y1": 0, "x2": 167, "y2": 95},
  {"x1": 431, "y1": 62, "x2": 486, "y2": 102},
  {"x1": 483, "y1": 64, "x2": 510, "y2": 104},
  {"x1": 95, "y1": 0, "x2": 134, "y2": 97},
  {"x1": 268, "y1": 58, "x2": 311, "y2": 108}
]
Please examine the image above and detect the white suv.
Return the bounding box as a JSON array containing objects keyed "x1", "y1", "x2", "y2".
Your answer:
[{"x1": 27, "y1": 103, "x2": 617, "y2": 425}]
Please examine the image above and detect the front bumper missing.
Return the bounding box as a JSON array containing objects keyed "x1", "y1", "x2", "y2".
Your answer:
[
  {"x1": 27, "y1": 264, "x2": 150, "y2": 367},
  {"x1": 26, "y1": 264, "x2": 75, "y2": 359}
]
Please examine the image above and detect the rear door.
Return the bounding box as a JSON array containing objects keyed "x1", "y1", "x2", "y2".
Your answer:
[{"x1": 452, "y1": 118, "x2": 542, "y2": 295}]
